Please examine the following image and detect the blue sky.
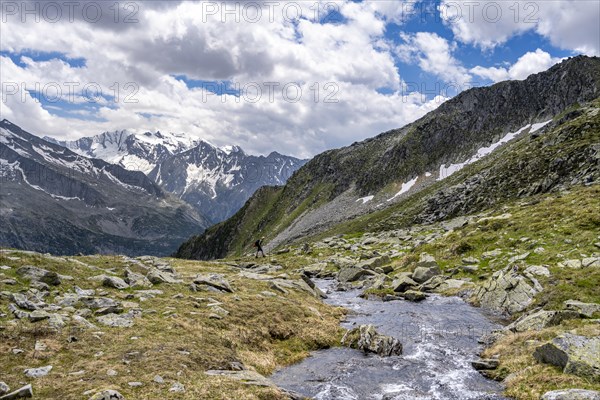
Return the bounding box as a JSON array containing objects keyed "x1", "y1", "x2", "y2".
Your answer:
[{"x1": 1, "y1": 0, "x2": 598, "y2": 157}]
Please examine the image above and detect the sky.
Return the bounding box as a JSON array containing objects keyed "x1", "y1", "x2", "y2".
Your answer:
[{"x1": 0, "y1": 0, "x2": 598, "y2": 158}]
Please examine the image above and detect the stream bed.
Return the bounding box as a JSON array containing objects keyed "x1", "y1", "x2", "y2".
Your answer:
[{"x1": 271, "y1": 279, "x2": 508, "y2": 400}]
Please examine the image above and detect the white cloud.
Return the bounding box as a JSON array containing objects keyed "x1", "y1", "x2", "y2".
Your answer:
[
  {"x1": 396, "y1": 32, "x2": 472, "y2": 86},
  {"x1": 471, "y1": 49, "x2": 563, "y2": 82},
  {"x1": 440, "y1": 0, "x2": 599, "y2": 55}
]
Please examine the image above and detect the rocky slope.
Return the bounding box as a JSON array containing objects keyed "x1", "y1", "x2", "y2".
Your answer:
[
  {"x1": 0, "y1": 120, "x2": 209, "y2": 256},
  {"x1": 176, "y1": 55, "x2": 600, "y2": 260},
  {"x1": 48, "y1": 130, "x2": 307, "y2": 224}
]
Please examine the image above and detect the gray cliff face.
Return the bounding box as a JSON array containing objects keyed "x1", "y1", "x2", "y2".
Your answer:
[{"x1": 0, "y1": 120, "x2": 209, "y2": 256}]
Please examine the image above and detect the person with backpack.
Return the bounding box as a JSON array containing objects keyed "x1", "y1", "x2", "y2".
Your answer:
[{"x1": 254, "y1": 236, "x2": 265, "y2": 258}]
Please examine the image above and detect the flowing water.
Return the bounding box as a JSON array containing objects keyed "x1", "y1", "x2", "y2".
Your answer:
[{"x1": 271, "y1": 279, "x2": 508, "y2": 400}]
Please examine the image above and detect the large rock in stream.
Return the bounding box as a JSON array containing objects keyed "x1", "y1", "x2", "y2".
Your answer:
[{"x1": 342, "y1": 324, "x2": 402, "y2": 357}]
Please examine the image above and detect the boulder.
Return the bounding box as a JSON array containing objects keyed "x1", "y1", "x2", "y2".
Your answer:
[
  {"x1": 10, "y1": 293, "x2": 42, "y2": 311},
  {"x1": 16, "y1": 266, "x2": 61, "y2": 286},
  {"x1": 193, "y1": 274, "x2": 233, "y2": 292},
  {"x1": 102, "y1": 276, "x2": 129, "y2": 290},
  {"x1": 97, "y1": 313, "x2": 135, "y2": 328},
  {"x1": 301, "y1": 262, "x2": 327, "y2": 277},
  {"x1": 392, "y1": 274, "x2": 418, "y2": 293},
  {"x1": 124, "y1": 269, "x2": 153, "y2": 289},
  {"x1": 506, "y1": 309, "x2": 579, "y2": 332},
  {"x1": 558, "y1": 259, "x2": 583, "y2": 269},
  {"x1": 147, "y1": 268, "x2": 179, "y2": 284},
  {"x1": 0, "y1": 384, "x2": 33, "y2": 400},
  {"x1": 564, "y1": 300, "x2": 600, "y2": 318},
  {"x1": 338, "y1": 267, "x2": 373, "y2": 283},
  {"x1": 356, "y1": 256, "x2": 391, "y2": 271},
  {"x1": 411, "y1": 254, "x2": 441, "y2": 283},
  {"x1": 80, "y1": 297, "x2": 121, "y2": 310},
  {"x1": 342, "y1": 324, "x2": 402, "y2": 357},
  {"x1": 436, "y1": 279, "x2": 467, "y2": 292},
  {"x1": 475, "y1": 266, "x2": 539, "y2": 315},
  {"x1": 541, "y1": 389, "x2": 600, "y2": 400},
  {"x1": 88, "y1": 390, "x2": 125, "y2": 400},
  {"x1": 524, "y1": 265, "x2": 551, "y2": 277},
  {"x1": 24, "y1": 365, "x2": 52, "y2": 378},
  {"x1": 533, "y1": 334, "x2": 600, "y2": 380},
  {"x1": 419, "y1": 275, "x2": 446, "y2": 292},
  {"x1": 400, "y1": 290, "x2": 426, "y2": 302}
]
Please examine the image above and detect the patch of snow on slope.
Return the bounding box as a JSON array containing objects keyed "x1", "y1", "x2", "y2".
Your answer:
[
  {"x1": 530, "y1": 119, "x2": 552, "y2": 133},
  {"x1": 356, "y1": 195, "x2": 374, "y2": 204},
  {"x1": 388, "y1": 176, "x2": 418, "y2": 201},
  {"x1": 437, "y1": 123, "x2": 534, "y2": 181}
]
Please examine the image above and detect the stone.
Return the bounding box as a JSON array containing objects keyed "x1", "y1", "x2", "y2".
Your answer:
[
  {"x1": 28, "y1": 310, "x2": 50, "y2": 322},
  {"x1": 48, "y1": 314, "x2": 66, "y2": 330},
  {"x1": 124, "y1": 269, "x2": 153, "y2": 288},
  {"x1": 342, "y1": 324, "x2": 402, "y2": 357},
  {"x1": 8, "y1": 304, "x2": 29, "y2": 319},
  {"x1": 73, "y1": 315, "x2": 96, "y2": 329},
  {"x1": 506, "y1": 309, "x2": 580, "y2": 332},
  {"x1": 24, "y1": 365, "x2": 52, "y2": 378},
  {"x1": 475, "y1": 266, "x2": 539, "y2": 315},
  {"x1": 204, "y1": 370, "x2": 273, "y2": 387},
  {"x1": 10, "y1": 293, "x2": 42, "y2": 311},
  {"x1": 419, "y1": 275, "x2": 446, "y2": 292},
  {"x1": 482, "y1": 249, "x2": 503, "y2": 259},
  {"x1": 559, "y1": 259, "x2": 583, "y2": 269},
  {"x1": 0, "y1": 384, "x2": 33, "y2": 400},
  {"x1": 582, "y1": 257, "x2": 600, "y2": 268},
  {"x1": 193, "y1": 274, "x2": 233, "y2": 292},
  {"x1": 564, "y1": 300, "x2": 600, "y2": 318},
  {"x1": 412, "y1": 265, "x2": 441, "y2": 284},
  {"x1": 338, "y1": 267, "x2": 374, "y2": 283},
  {"x1": 97, "y1": 313, "x2": 134, "y2": 328},
  {"x1": 437, "y1": 279, "x2": 467, "y2": 291},
  {"x1": 392, "y1": 275, "x2": 419, "y2": 293},
  {"x1": 16, "y1": 266, "x2": 61, "y2": 286},
  {"x1": 471, "y1": 358, "x2": 499, "y2": 370},
  {"x1": 541, "y1": 389, "x2": 600, "y2": 400},
  {"x1": 208, "y1": 305, "x2": 229, "y2": 317},
  {"x1": 102, "y1": 276, "x2": 129, "y2": 290},
  {"x1": 460, "y1": 265, "x2": 479, "y2": 273},
  {"x1": 80, "y1": 297, "x2": 121, "y2": 310},
  {"x1": 88, "y1": 390, "x2": 125, "y2": 400},
  {"x1": 301, "y1": 262, "x2": 327, "y2": 277},
  {"x1": 0, "y1": 382, "x2": 9, "y2": 396},
  {"x1": 508, "y1": 252, "x2": 530, "y2": 263},
  {"x1": 153, "y1": 375, "x2": 164, "y2": 384},
  {"x1": 169, "y1": 382, "x2": 185, "y2": 393},
  {"x1": 524, "y1": 265, "x2": 550, "y2": 277},
  {"x1": 356, "y1": 255, "x2": 391, "y2": 271},
  {"x1": 107, "y1": 369, "x2": 118, "y2": 376},
  {"x1": 400, "y1": 290, "x2": 426, "y2": 302},
  {"x1": 533, "y1": 334, "x2": 600, "y2": 380},
  {"x1": 462, "y1": 257, "x2": 480, "y2": 265},
  {"x1": 128, "y1": 382, "x2": 142, "y2": 387},
  {"x1": 147, "y1": 268, "x2": 179, "y2": 284}
]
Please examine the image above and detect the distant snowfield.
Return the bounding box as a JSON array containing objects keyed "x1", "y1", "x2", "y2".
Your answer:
[
  {"x1": 356, "y1": 195, "x2": 374, "y2": 204},
  {"x1": 388, "y1": 176, "x2": 418, "y2": 201}
]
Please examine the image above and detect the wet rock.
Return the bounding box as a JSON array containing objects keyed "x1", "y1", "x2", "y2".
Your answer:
[
  {"x1": 475, "y1": 266, "x2": 539, "y2": 315},
  {"x1": 564, "y1": 300, "x2": 600, "y2": 318},
  {"x1": 88, "y1": 390, "x2": 125, "y2": 400},
  {"x1": 102, "y1": 276, "x2": 129, "y2": 290},
  {"x1": 0, "y1": 384, "x2": 33, "y2": 400},
  {"x1": 541, "y1": 389, "x2": 600, "y2": 400},
  {"x1": 533, "y1": 334, "x2": 600, "y2": 380},
  {"x1": 24, "y1": 365, "x2": 52, "y2": 378},
  {"x1": 193, "y1": 274, "x2": 233, "y2": 292},
  {"x1": 400, "y1": 290, "x2": 426, "y2": 302},
  {"x1": 392, "y1": 274, "x2": 419, "y2": 293},
  {"x1": 471, "y1": 358, "x2": 499, "y2": 370},
  {"x1": 16, "y1": 266, "x2": 61, "y2": 286},
  {"x1": 506, "y1": 309, "x2": 579, "y2": 332},
  {"x1": 338, "y1": 267, "x2": 374, "y2": 283},
  {"x1": 342, "y1": 324, "x2": 402, "y2": 357}
]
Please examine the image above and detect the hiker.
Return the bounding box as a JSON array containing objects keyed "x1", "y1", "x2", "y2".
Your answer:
[{"x1": 254, "y1": 237, "x2": 265, "y2": 258}]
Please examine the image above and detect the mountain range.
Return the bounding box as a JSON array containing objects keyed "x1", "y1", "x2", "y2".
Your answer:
[
  {"x1": 0, "y1": 119, "x2": 209, "y2": 256},
  {"x1": 175, "y1": 55, "x2": 600, "y2": 260},
  {"x1": 47, "y1": 131, "x2": 307, "y2": 223}
]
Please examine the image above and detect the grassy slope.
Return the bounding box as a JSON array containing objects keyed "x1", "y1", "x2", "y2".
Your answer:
[{"x1": 0, "y1": 252, "x2": 344, "y2": 399}]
